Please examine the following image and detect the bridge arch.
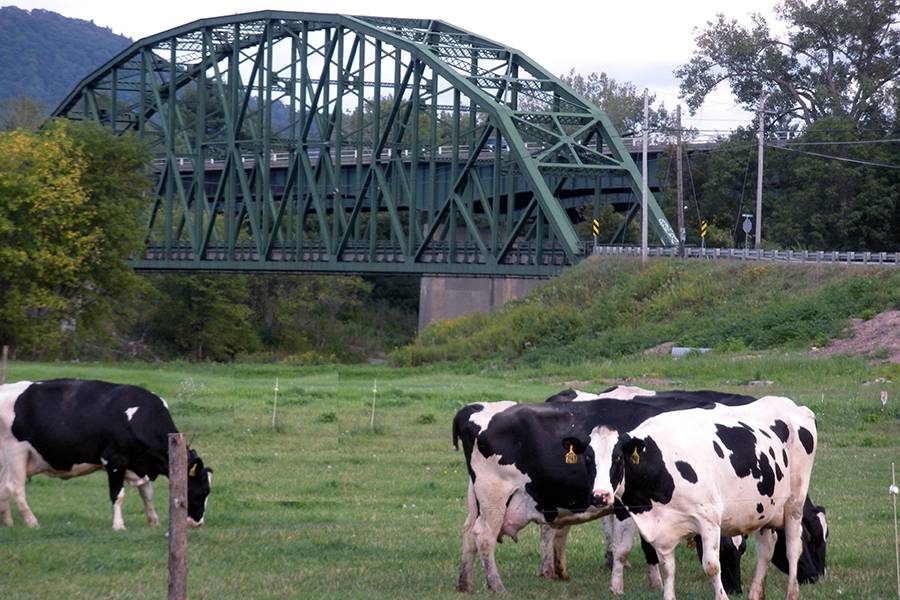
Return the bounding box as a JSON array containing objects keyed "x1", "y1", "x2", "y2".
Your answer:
[{"x1": 54, "y1": 10, "x2": 676, "y2": 276}]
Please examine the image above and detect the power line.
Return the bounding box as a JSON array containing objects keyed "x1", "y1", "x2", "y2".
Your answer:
[
  {"x1": 775, "y1": 138, "x2": 900, "y2": 146},
  {"x1": 766, "y1": 144, "x2": 900, "y2": 170}
]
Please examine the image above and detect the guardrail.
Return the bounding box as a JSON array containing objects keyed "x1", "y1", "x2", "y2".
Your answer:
[{"x1": 592, "y1": 245, "x2": 900, "y2": 267}]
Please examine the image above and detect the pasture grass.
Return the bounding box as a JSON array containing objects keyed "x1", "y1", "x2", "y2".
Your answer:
[{"x1": 0, "y1": 354, "x2": 898, "y2": 599}]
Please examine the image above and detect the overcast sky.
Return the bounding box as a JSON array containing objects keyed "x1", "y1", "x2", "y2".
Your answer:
[{"x1": 6, "y1": 0, "x2": 781, "y2": 133}]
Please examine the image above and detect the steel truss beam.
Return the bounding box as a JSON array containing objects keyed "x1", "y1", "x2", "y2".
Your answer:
[{"x1": 53, "y1": 10, "x2": 677, "y2": 277}]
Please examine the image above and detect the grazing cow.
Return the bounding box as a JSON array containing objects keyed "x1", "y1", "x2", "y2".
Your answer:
[
  {"x1": 588, "y1": 395, "x2": 817, "y2": 600},
  {"x1": 452, "y1": 387, "x2": 759, "y2": 593},
  {"x1": 0, "y1": 379, "x2": 212, "y2": 530}
]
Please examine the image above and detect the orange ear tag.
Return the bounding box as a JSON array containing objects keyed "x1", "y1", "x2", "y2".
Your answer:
[
  {"x1": 631, "y1": 447, "x2": 640, "y2": 465},
  {"x1": 565, "y1": 444, "x2": 577, "y2": 465}
]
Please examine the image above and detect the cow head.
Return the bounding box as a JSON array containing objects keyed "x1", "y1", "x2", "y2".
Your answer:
[
  {"x1": 799, "y1": 501, "x2": 828, "y2": 583},
  {"x1": 186, "y1": 449, "x2": 212, "y2": 528},
  {"x1": 587, "y1": 426, "x2": 629, "y2": 508}
]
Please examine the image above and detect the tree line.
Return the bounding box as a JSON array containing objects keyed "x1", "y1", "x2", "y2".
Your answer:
[{"x1": 0, "y1": 0, "x2": 896, "y2": 361}]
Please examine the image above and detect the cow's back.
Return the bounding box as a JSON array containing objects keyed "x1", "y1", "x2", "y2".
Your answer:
[{"x1": 10, "y1": 379, "x2": 177, "y2": 475}]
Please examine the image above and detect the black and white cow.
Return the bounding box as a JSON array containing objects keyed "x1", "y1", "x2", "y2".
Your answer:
[
  {"x1": 588, "y1": 395, "x2": 818, "y2": 600},
  {"x1": 452, "y1": 388, "x2": 760, "y2": 594},
  {"x1": 0, "y1": 379, "x2": 212, "y2": 530},
  {"x1": 544, "y1": 388, "x2": 827, "y2": 597}
]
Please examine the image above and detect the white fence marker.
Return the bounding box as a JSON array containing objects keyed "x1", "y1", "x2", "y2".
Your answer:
[{"x1": 370, "y1": 379, "x2": 378, "y2": 431}]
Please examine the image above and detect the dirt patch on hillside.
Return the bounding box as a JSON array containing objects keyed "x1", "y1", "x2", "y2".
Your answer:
[{"x1": 812, "y1": 310, "x2": 900, "y2": 363}]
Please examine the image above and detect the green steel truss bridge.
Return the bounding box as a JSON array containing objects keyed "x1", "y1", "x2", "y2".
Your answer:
[{"x1": 54, "y1": 10, "x2": 678, "y2": 277}]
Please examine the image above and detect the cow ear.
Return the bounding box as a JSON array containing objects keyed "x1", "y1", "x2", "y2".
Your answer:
[{"x1": 561, "y1": 437, "x2": 587, "y2": 454}]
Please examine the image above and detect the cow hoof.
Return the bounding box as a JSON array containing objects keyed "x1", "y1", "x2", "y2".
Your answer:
[
  {"x1": 556, "y1": 571, "x2": 569, "y2": 582},
  {"x1": 148, "y1": 516, "x2": 160, "y2": 527},
  {"x1": 2, "y1": 515, "x2": 12, "y2": 528},
  {"x1": 456, "y1": 582, "x2": 474, "y2": 594},
  {"x1": 539, "y1": 570, "x2": 556, "y2": 581},
  {"x1": 113, "y1": 523, "x2": 126, "y2": 531},
  {"x1": 25, "y1": 519, "x2": 39, "y2": 529}
]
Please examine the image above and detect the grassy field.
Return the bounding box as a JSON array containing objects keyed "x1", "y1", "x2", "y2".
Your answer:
[{"x1": 0, "y1": 354, "x2": 898, "y2": 599}]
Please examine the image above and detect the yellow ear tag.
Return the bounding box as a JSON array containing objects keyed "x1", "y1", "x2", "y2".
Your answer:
[
  {"x1": 189, "y1": 464, "x2": 198, "y2": 477},
  {"x1": 565, "y1": 444, "x2": 577, "y2": 465},
  {"x1": 631, "y1": 447, "x2": 640, "y2": 465}
]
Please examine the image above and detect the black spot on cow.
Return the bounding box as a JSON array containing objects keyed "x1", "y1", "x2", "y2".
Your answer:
[
  {"x1": 798, "y1": 427, "x2": 815, "y2": 454},
  {"x1": 756, "y1": 453, "x2": 776, "y2": 497},
  {"x1": 774, "y1": 463, "x2": 784, "y2": 481},
  {"x1": 782, "y1": 449, "x2": 789, "y2": 467},
  {"x1": 452, "y1": 403, "x2": 486, "y2": 483},
  {"x1": 738, "y1": 421, "x2": 754, "y2": 432},
  {"x1": 675, "y1": 460, "x2": 698, "y2": 484},
  {"x1": 768, "y1": 447, "x2": 777, "y2": 462},
  {"x1": 715, "y1": 424, "x2": 777, "y2": 497},
  {"x1": 759, "y1": 428, "x2": 771, "y2": 439},
  {"x1": 770, "y1": 420, "x2": 789, "y2": 442},
  {"x1": 713, "y1": 441, "x2": 724, "y2": 458},
  {"x1": 618, "y1": 435, "x2": 675, "y2": 513},
  {"x1": 756, "y1": 502, "x2": 764, "y2": 514}
]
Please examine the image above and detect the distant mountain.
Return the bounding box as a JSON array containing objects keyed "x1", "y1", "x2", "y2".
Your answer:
[{"x1": 0, "y1": 6, "x2": 132, "y2": 112}]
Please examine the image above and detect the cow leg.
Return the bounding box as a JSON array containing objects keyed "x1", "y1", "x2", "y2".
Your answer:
[
  {"x1": 125, "y1": 471, "x2": 159, "y2": 526},
  {"x1": 640, "y1": 535, "x2": 663, "y2": 590},
  {"x1": 602, "y1": 515, "x2": 615, "y2": 569},
  {"x1": 538, "y1": 524, "x2": 558, "y2": 580},
  {"x1": 0, "y1": 462, "x2": 12, "y2": 527},
  {"x1": 473, "y1": 505, "x2": 508, "y2": 593},
  {"x1": 656, "y1": 544, "x2": 678, "y2": 600},
  {"x1": 552, "y1": 525, "x2": 570, "y2": 581},
  {"x1": 609, "y1": 517, "x2": 636, "y2": 595},
  {"x1": 697, "y1": 526, "x2": 728, "y2": 600},
  {"x1": 458, "y1": 481, "x2": 478, "y2": 593},
  {"x1": 749, "y1": 528, "x2": 776, "y2": 600},
  {"x1": 538, "y1": 524, "x2": 557, "y2": 580},
  {"x1": 136, "y1": 480, "x2": 159, "y2": 526},
  {"x1": 1, "y1": 443, "x2": 38, "y2": 528},
  {"x1": 783, "y1": 500, "x2": 804, "y2": 600},
  {"x1": 105, "y1": 462, "x2": 128, "y2": 530}
]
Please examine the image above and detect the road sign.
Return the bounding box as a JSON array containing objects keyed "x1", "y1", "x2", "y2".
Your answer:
[
  {"x1": 742, "y1": 217, "x2": 752, "y2": 234},
  {"x1": 592, "y1": 218, "x2": 600, "y2": 237},
  {"x1": 700, "y1": 220, "x2": 708, "y2": 238}
]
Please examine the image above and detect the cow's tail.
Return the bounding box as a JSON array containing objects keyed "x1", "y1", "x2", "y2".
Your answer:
[{"x1": 452, "y1": 410, "x2": 463, "y2": 450}]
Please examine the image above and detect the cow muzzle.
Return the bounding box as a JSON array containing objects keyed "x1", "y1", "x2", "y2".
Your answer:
[
  {"x1": 591, "y1": 490, "x2": 613, "y2": 507},
  {"x1": 187, "y1": 517, "x2": 204, "y2": 528}
]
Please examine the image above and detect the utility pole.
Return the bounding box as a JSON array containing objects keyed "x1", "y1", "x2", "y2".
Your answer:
[
  {"x1": 675, "y1": 104, "x2": 685, "y2": 258},
  {"x1": 641, "y1": 88, "x2": 649, "y2": 269},
  {"x1": 755, "y1": 90, "x2": 766, "y2": 250}
]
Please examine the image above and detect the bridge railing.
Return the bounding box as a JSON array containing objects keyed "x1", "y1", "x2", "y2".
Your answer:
[
  {"x1": 592, "y1": 246, "x2": 900, "y2": 267},
  {"x1": 149, "y1": 142, "x2": 555, "y2": 171}
]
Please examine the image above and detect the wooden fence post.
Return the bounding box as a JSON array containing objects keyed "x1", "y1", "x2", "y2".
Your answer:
[{"x1": 168, "y1": 433, "x2": 188, "y2": 600}]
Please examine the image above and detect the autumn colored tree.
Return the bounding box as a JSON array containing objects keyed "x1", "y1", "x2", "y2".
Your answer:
[{"x1": 0, "y1": 120, "x2": 150, "y2": 357}]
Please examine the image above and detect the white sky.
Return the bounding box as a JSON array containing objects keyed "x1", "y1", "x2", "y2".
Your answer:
[{"x1": 5, "y1": 0, "x2": 780, "y2": 133}]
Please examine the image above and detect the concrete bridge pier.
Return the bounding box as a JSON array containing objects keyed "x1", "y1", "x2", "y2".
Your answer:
[{"x1": 417, "y1": 276, "x2": 541, "y2": 332}]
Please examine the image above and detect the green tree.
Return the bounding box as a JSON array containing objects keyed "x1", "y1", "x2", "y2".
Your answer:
[
  {"x1": 675, "y1": 0, "x2": 900, "y2": 129},
  {"x1": 146, "y1": 274, "x2": 260, "y2": 361},
  {"x1": 557, "y1": 69, "x2": 677, "y2": 137},
  {"x1": 0, "y1": 120, "x2": 151, "y2": 357}
]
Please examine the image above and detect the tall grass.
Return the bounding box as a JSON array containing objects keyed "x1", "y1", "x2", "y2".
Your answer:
[{"x1": 393, "y1": 258, "x2": 900, "y2": 367}]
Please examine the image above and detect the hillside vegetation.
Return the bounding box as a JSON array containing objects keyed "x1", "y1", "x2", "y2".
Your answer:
[
  {"x1": 0, "y1": 7, "x2": 131, "y2": 110},
  {"x1": 393, "y1": 258, "x2": 900, "y2": 367}
]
